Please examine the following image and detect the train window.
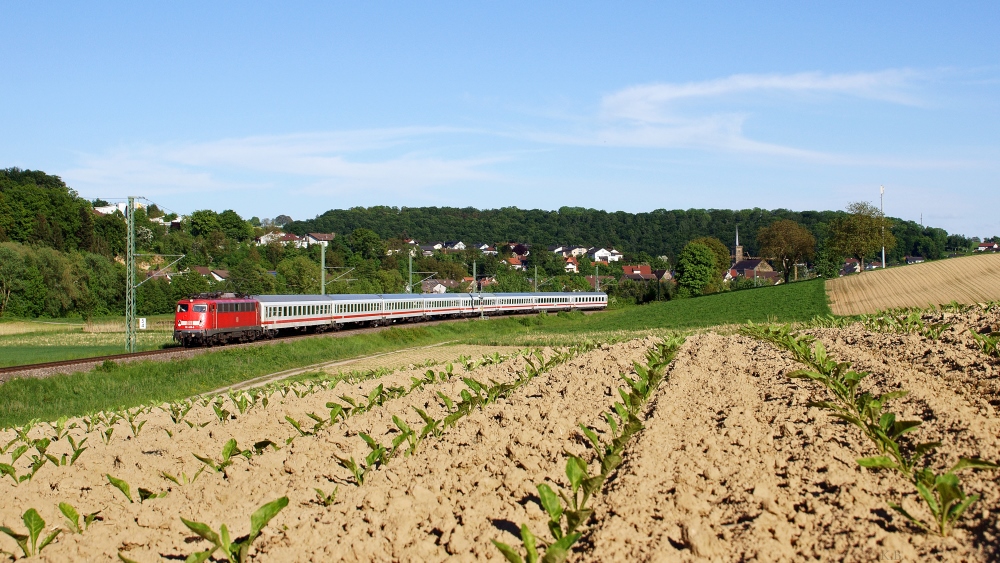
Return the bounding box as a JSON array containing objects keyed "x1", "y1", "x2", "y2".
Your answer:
[
  {"x1": 177, "y1": 304, "x2": 188, "y2": 312},
  {"x1": 193, "y1": 305, "x2": 207, "y2": 313}
]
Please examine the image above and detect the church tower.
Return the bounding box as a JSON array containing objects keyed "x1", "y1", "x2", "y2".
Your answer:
[{"x1": 734, "y1": 225, "x2": 743, "y2": 264}]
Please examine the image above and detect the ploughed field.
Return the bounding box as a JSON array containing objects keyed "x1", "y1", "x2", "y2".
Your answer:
[
  {"x1": 826, "y1": 253, "x2": 1000, "y2": 315},
  {"x1": 1, "y1": 308, "x2": 999, "y2": 562}
]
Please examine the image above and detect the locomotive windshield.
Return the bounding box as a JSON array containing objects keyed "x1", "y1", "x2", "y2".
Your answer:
[
  {"x1": 177, "y1": 304, "x2": 188, "y2": 312},
  {"x1": 193, "y1": 305, "x2": 208, "y2": 313}
]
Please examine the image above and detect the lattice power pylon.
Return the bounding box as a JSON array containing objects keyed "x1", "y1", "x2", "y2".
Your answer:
[{"x1": 125, "y1": 196, "x2": 137, "y2": 353}]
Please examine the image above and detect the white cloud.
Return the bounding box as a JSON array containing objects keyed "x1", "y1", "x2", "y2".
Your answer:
[
  {"x1": 517, "y1": 69, "x2": 971, "y2": 166},
  {"x1": 601, "y1": 69, "x2": 923, "y2": 123},
  {"x1": 62, "y1": 128, "x2": 506, "y2": 200}
]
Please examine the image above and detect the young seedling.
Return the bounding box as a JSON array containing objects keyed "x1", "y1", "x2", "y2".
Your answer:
[
  {"x1": 213, "y1": 399, "x2": 232, "y2": 424},
  {"x1": 180, "y1": 496, "x2": 288, "y2": 563},
  {"x1": 194, "y1": 439, "x2": 248, "y2": 473},
  {"x1": 326, "y1": 402, "x2": 346, "y2": 423},
  {"x1": 59, "y1": 502, "x2": 101, "y2": 534},
  {"x1": 229, "y1": 392, "x2": 251, "y2": 415},
  {"x1": 67, "y1": 434, "x2": 88, "y2": 465},
  {"x1": 360, "y1": 433, "x2": 390, "y2": 467},
  {"x1": 161, "y1": 401, "x2": 193, "y2": 424},
  {"x1": 284, "y1": 416, "x2": 314, "y2": 438},
  {"x1": 0, "y1": 508, "x2": 61, "y2": 558},
  {"x1": 314, "y1": 486, "x2": 338, "y2": 507},
  {"x1": 390, "y1": 416, "x2": 418, "y2": 457},
  {"x1": 100, "y1": 427, "x2": 115, "y2": 445},
  {"x1": 436, "y1": 391, "x2": 456, "y2": 413},
  {"x1": 334, "y1": 455, "x2": 367, "y2": 486},
  {"x1": 161, "y1": 467, "x2": 206, "y2": 486},
  {"x1": 47, "y1": 416, "x2": 70, "y2": 441},
  {"x1": 107, "y1": 473, "x2": 167, "y2": 504},
  {"x1": 125, "y1": 408, "x2": 146, "y2": 437},
  {"x1": 890, "y1": 458, "x2": 999, "y2": 536},
  {"x1": 413, "y1": 407, "x2": 442, "y2": 439}
]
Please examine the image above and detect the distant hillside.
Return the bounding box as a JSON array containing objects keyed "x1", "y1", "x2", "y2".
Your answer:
[{"x1": 287, "y1": 205, "x2": 972, "y2": 262}]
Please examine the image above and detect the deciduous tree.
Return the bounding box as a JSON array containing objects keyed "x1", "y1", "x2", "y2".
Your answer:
[
  {"x1": 689, "y1": 236, "x2": 731, "y2": 278},
  {"x1": 757, "y1": 220, "x2": 816, "y2": 283},
  {"x1": 828, "y1": 202, "x2": 896, "y2": 268},
  {"x1": 675, "y1": 242, "x2": 716, "y2": 297}
]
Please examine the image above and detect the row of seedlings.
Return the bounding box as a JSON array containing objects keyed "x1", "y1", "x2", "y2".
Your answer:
[
  {"x1": 493, "y1": 337, "x2": 685, "y2": 563},
  {"x1": 743, "y1": 323, "x2": 998, "y2": 536}
]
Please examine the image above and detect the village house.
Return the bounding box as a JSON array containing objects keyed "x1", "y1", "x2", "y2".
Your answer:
[
  {"x1": 564, "y1": 256, "x2": 578, "y2": 273},
  {"x1": 504, "y1": 255, "x2": 525, "y2": 271},
  {"x1": 302, "y1": 233, "x2": 336, "y2": 247},
  {"x1": 620, "y1": 264, "x2": 672, "y2": 283},
  {"x1": 420, "y1": 278, "x2": 472, "y2": 294},
  {"x1": 978, "y1": 241, "x2": 998, "y2": 252},
  {"x1": 190, "y1": 266, "x2": 230, "y2": 282}
]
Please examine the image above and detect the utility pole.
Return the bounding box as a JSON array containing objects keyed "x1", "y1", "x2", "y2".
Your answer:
[
  {"x1": 595, "y1": 262, "x2": 600, "y2": 291},
  {"x1": 320, "y1": 242, "x2": 325, "y2": 295},
  {"x1": 125, "y1": 196, "x2": 137, "y2": 353},
  {"x1": 408, "y1": 253, "x2": 413, "y2": 293},
  {"x1": 881, "y1": 185, "x2": 886, "y2": 269},
  {"x1": 534, "y1": 265, "x2": 537, "y2": 292}
]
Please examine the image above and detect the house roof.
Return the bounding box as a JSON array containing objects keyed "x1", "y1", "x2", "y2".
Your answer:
[
  {"x1": 733, "y1": 259, "x2": 767, "y2": 270},
  {"x1": 306, "y1": 233, "x2": 335, "y2": 241},
  {"x1": 506, "y1": 255, "x2": 523, "y2": 265},
  {"x1": 622, "y1": 273, "x2": 657, "y2": 281},
  {"x1": 191, "y1": 266, "x2": 212, "y2": 276},
  {"x1": 622, "y1": 264, "x2": 651, "y2": 275}
]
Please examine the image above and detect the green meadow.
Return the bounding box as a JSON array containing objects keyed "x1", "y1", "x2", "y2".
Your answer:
[{"x1": 0, "y1": 280, "x2": 830, "y2": 427}]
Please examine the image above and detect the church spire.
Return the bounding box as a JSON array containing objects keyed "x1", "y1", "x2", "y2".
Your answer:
[{"x1": 734, "y1": 225, "x2": 743, "y2": 264}]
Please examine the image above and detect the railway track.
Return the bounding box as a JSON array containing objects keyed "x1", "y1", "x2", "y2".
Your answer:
[{"x1": 0, "y1": 309, "x2": 601, "y2": 379}]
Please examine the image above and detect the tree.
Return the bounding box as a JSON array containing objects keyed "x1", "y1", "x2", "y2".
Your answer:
[
  {"x1": 229, "y1": 260, "x2": 276, "y2": 295},
  {"x1": 757, "y1": 220, "x2": 816, "y2": 283},
  {"x1": 218, "y1": 209, "x2": 253, "y2": 242},
  {"x1": 689, "y1": 236, "x2": 731, "y2": 278},
  {"x1": 828, "y1": 201, "x2": 896, "y2": 267},
  {"x1": 273, "y1": 215, "x2": 293, "y2": 227},
  {"x1": 348, "y1": 228, "x2": 386, "y2": 262},
  {"x1": 0, "y1": 244, "x2": 25, "y2": 316},
  {"x1": 188, "y1": 210, "x2": 222, "y2": 238},
  {"x1": 277, "y1": 256, "x2": 321, "y2": 294},
  {"x1": 675, "y1": 243, "x2": 716, "y2": 297}
]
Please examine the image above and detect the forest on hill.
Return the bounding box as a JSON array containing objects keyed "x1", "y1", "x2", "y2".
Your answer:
[
  {"x1": 287, "y1": 205, "x2": 974, "y2": 264},
  {"x1": 0, "y1": 167, "x2": 982, "y2": 319}
]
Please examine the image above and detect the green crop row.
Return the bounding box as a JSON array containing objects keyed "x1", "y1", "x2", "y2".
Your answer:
[
  {"x1": 328, "y1": 346, "x2": 591, "y2": 487},
  {"x1": 493, "y1": 338, "x2": 684, "y2": 563},
  {"x1": 743, "y1": 323, "x2": 998, "y2": 536}
]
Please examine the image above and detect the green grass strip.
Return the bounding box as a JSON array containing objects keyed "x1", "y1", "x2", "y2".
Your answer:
[{"x1": 0, "y1": 280, "x2": 830, "y2": 427}]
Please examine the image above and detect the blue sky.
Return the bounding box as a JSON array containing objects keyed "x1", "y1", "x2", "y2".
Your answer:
[{"x1": 2, "y1": 2, "x2": 998, "y2": 236}]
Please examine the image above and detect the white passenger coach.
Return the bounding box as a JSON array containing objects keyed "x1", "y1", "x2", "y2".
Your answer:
[{"x1": 255, "y1": 292, "x2": 606, "y2": 334}]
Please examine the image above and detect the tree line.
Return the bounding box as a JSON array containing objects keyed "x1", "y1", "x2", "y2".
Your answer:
[
  {"x1": 0, "y1": 167, "x2": 982, "y2": 318},
  {"x1": 286, "y1": 205, "x2": 975, "y2": 264}
]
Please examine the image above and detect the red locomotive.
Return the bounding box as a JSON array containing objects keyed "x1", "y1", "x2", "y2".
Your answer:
[{"x1": 173, "y1": 294, "x2": 262, "y2": 346}]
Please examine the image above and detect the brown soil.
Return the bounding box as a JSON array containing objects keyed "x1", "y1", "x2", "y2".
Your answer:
[
  {"x1": 1, "y1": 317, "x2": 999, "y2": 562},
  {"x1": 826, "y1": 253, "x2": 1000, "y2": 315}
]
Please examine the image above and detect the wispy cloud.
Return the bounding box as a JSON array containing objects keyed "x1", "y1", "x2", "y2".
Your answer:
[
  {"x1": 513, "y1": 69, "x2": 970, "y2": 166},
  {"x1": 63, "y1": 128, "x2": 506, "y2": 199},
  {"x1": 602, "y1": 69, "x2": 923, "y2": 123}
]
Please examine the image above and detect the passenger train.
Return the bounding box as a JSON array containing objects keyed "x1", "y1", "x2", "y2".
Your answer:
[{"x1": 173, "y1": 292, "x2": 607, "y2": 347}]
